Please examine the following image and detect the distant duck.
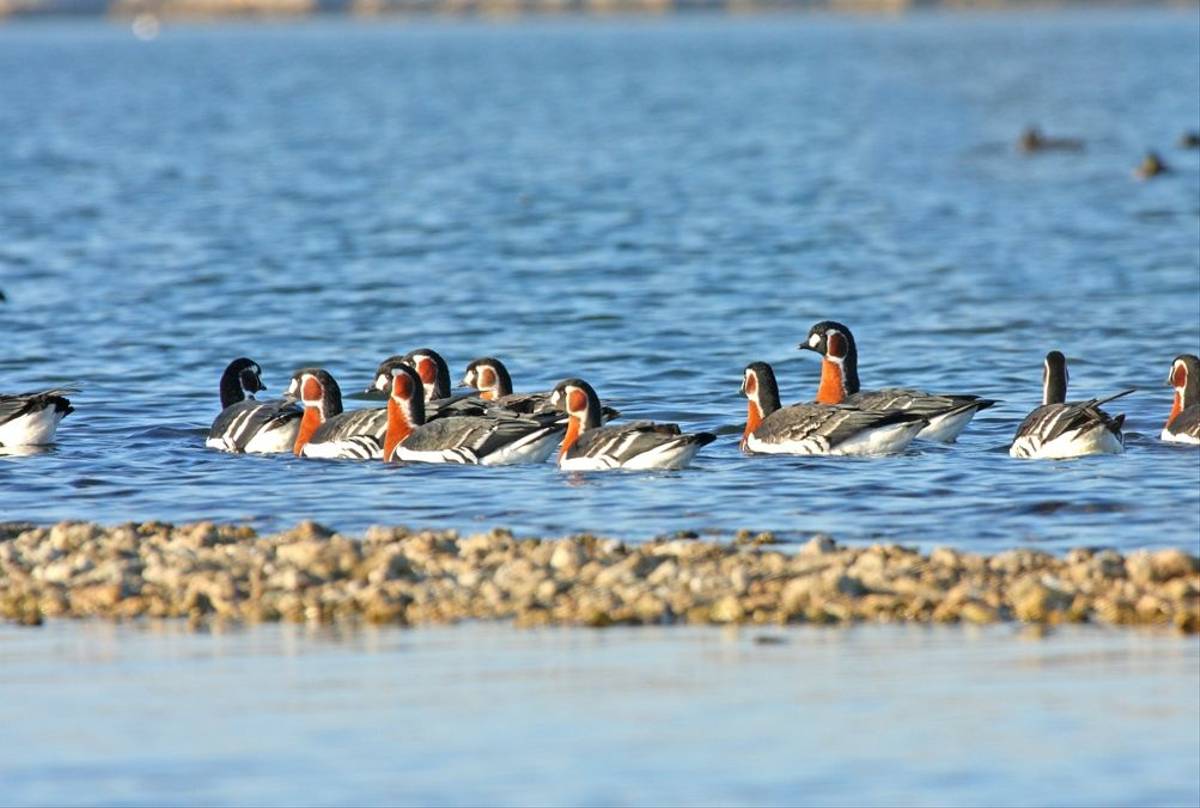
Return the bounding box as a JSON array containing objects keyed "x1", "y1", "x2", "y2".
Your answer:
[
  {"x1": 1136, "y1": 151, "x2": 1169, "y2": 179},
  {"x1": 461, "y1": 356, "x2": 621, "y2": 422},
  {"x1": 1018, "y1": 126, "x2": 1084, "y2": 154},
  {"x1": 205, "y1": 358, "x2": 301, "y2": 454},
  {"x1": 1179, "y1": 131, "x2": 1200, "y2": 149},
  {"x1": 740, "y1": 362, "x2": 926, "y2": 456},
  {"x1": 382, "y1": 364, "x2": 563, "y2": 465},
  {"x1": 288, "y1": 369, "x2": 385, "y2": 460},
  {"x1": 1161, "y1": 354, "x2": 1200, "y2": 445},
  {"x1": 550, "y1": 378, "x2": 715, "y2": 471},
  {"x1": 0, "y1": 387, "x2": 75, "y2": 447},
  {"x1": 1009, "y1": 351, "x2": 1133, "y2": 459},
  {"x1": 799, "y1": 321, "x2": 996, "y2": 442}
]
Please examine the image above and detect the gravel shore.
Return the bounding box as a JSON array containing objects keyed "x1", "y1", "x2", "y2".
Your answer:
[{"x1": 1, "y1": 521, "x2": 1196, "y2": 632}]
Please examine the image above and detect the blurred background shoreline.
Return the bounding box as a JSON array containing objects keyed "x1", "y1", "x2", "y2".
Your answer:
[{"x1": 3, "y1": 0, "x2": 1198, "y2": 25}]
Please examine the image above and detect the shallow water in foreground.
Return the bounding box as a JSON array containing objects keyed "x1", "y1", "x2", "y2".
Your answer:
[
  {"x1": 0, "y1": 621, "x2": 1196, "y2": 806},
  {"x1": 1, "y1": 14, "x2": 1199, "y2": 551}
]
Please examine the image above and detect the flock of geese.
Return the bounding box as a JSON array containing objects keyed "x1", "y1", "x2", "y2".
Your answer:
[{"x1": 4, "y1": 321, "x2": 1198, "y2": 468}]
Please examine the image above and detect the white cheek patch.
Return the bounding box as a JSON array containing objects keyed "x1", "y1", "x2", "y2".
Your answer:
[
  {"x1": 808, "y1": 333, "x2": 821, "y2": 348},
  {"x1": 375, "y1": 374, "x2": 388, "y2": 390}
]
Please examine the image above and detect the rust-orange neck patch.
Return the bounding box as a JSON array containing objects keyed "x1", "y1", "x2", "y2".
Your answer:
[{"x1": 816, "y1": 359, "x2": 846, "y2": 405}]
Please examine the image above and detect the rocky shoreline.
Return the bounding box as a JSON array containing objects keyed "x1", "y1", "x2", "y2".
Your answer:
[{"x1": 0, "y1": 521, "x2": 1197, "y2": 633}]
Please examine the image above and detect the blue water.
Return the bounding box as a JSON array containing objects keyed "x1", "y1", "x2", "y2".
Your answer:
[
  {"x1": 1, "y1": 14, "x2": 1199, "y2": 551},
  {"x1": 0, "y1": 621, "x2": 1197, "y2": 807}
]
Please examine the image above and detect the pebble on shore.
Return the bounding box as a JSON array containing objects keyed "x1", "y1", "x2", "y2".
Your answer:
[{"x1": 0, "y1": 521, "x2": 1196, "y2": 633}]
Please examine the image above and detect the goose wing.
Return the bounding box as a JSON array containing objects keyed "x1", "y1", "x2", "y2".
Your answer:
[
  {"x1": 312, "y1": 407, "x2": 387, "y2": 442},
  {"x1": 0, "y1": 388, "x2": 76, "y2": 426},
  {"x1": 493, "y1": 392, "x2": 554, "y2": 416},
  {"x1": 1015, "y1": 390, "x2": 1133, "y2": 445},
  {"x1": 209, "y1": 399, "x2": 300, "y2": 451},
  {"x1": 403, "y1": 415, "x2": 559, "y2": 462},
  {"x1": 848, "y1": 388, "x2": 997, "y2": 417},
  {"x1": 757, "y1": 404, "x2": 921, "y2": 449},
  {"x1": 570, "y1": 421, "x2": 685, "y2": 463},
  {"x1": 427, "y1": 394, "x2": 492, "y2": 420},
  {"x1": 491, "y1": 392, "x2": 620, "y2": 423},
  {"x1": 1168, "y1": 406, "x2": 1200, "y2": 439}
]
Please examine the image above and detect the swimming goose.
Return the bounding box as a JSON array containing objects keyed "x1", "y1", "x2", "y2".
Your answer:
[
  {"x1": 206, "y1": 358, "x2": 301, "y2": 454},
  {"x1": 399, "y1": 348, "x2": 454, "y2": 402},
  {"x1": 549, "y1": 378, "x2": 715, "y2": 471},
  {"x1": 741, "y1": 362, "x2": 926, "y2": 456},
  {"x1": 1009, "y1": 351, "x2": 1132, "y2": 459},
  {"x1": 1161, "y1": 354, "x2": 1200, "y2": 445},
  {"x1": 461, "y1": 356, "x2": 621, "y2": 422},
  {"x1": 289, "y1": 368, "x2": 385, "y2": 460},
  {"x1": 800, "y1": 320, "x2": 996, "y2": 442},
  {"x1": 0, "y1": 387, "x2": 74, "y2": 447},
  {"x1": 383, "y1": 364, "x2": 563, "y2": 465}
]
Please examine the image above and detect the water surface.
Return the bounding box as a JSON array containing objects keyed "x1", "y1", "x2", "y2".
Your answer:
[
  {"x1": 0, "y1": 621, "x2": 1196, "y2": 806},
  {"x1": 1, "y1": 14, "x2": 1198, "y2": 550}
]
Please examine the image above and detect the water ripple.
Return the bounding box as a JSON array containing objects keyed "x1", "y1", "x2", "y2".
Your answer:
[{"x1": 0, "y1": 16, "x2": 1197, "y2": 553}]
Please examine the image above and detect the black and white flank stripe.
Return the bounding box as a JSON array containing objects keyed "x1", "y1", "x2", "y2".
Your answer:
[
  {"x1": 206, "y1": 358, "x2": 301, "y2": 454},
  {"x1": 799, "y1": 320, "x2": 996, "y2": 442},
  {"x1": 551, "y1": 378, "x2": 714, "y2": 471},
  {"x1": 386, "y1": 364, "x2": 563, "y2": 465},
  {"x1": 1009, "y1": 351, "x2": 1132, "y2": 459},
  {"x1": 290, "y1": 368, "x2": 387, "y2": 460},
  {"x1": 742, "y1": 362, "x2": 927, "y2": 456}
]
